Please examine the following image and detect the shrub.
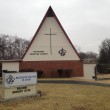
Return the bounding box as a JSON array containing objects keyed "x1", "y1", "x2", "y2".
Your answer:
[
  {"x1": 37, "y1": 70, "x2": 43, "y2": 78},
  {"x1": 0, "y1": 72, "x2": 2, "y2": 77},
  {"x1": 65, "y1": 69, "x2": 73, "y2": 78},
  {"x1": 57, "y1": 69, "x2": 63, "y2": 78},
  {"x1": 96, "y1": 64, "x2": 110, "y2": 74}
]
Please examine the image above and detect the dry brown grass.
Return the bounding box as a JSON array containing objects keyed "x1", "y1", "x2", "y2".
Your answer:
[{"x1": 0, "y1": 80, "x2": 110, "y2": 110}]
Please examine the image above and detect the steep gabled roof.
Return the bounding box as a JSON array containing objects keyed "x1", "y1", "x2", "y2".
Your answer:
[{"x1": 22, "y1": 6, "x2": 81, "y2": 60}]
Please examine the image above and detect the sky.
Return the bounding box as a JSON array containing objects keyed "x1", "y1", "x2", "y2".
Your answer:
[{"x1": 0, "y1": 0, "x2": 110, "y2": 54}]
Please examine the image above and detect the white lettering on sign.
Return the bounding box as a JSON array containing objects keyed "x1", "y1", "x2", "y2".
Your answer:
[{"x1": 4, "y1": 72, "x2": 37, "y2": 87}]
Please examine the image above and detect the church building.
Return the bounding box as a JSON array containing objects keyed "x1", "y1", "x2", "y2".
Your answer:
[{"x1": 1, "y1": 6, "x2": 83, "y2": 78}]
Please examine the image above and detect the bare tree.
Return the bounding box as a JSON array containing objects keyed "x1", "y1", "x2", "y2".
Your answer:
[
  {"x1": 0, "y1": 34, "x2": 29, "y2": 60},
  {"x1": 0, "y1": 34, "x2": 9, "y2": 59},
  {"x1": 13, "y1": 37, "x2": 29, "y2": 59},
  {"x1": 79, "y1": 51, "x2": 98, "y2": 63}
]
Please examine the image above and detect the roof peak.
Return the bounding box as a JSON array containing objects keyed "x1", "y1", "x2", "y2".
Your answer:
[{"x1": 46, "y1": 6, "x2": 55, "y2": 17}]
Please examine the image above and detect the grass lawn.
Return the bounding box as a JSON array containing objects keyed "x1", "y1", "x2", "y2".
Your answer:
[{"x1": 0, "y1": 80, "x2": 110, "y2": 110}]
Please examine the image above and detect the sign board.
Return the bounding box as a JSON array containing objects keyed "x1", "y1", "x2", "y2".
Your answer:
[
  {"x1": 2, "y1": 72, "x2": 37, "y2": 100},
  {"x1": 4, "y1": 72, "x2": 37, "y2": 87}
]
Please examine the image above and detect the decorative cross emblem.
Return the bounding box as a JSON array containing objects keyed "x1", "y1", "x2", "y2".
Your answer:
[
  {"x1": 6, "y1": 75, "x2": 15, "y2": 84},
  {"x1": 58, "y1": 48, "x2": 66, "y2": 56},
  {"x1": 45, "y1": 28, "x2": 56, "y2": 55}
]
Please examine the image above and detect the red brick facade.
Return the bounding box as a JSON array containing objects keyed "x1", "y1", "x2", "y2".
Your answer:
[{"x1": 19, "y1": 60, "x2": 83, "y2": 78}]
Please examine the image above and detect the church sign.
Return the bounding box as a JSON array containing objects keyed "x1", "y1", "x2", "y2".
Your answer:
[{"x1": 2, "y1": 72, "x2": 37, "y2": 100}]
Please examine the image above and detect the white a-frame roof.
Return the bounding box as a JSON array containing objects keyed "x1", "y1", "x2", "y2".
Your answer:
[{"x1": 22, "y1": 6, "x2": 80, "y2": 61}]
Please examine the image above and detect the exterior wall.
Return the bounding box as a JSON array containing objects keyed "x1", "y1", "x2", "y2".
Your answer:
[
  {"x1": 19, "y1": 61, "x2": 83, "y2": 78},
  {"x1": 2, "y1": 62, "x2": 19, "y2": 72},
  {"x1": 23, "y1": 17, "x2": 79, "y2": 61},
  {"x1": 83, "y1": 64, "x2": 96, "y2": 79}
]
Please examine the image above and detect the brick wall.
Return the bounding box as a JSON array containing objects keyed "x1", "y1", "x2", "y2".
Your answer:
[{"x1": 19, "y1": 60, "x2": 83, "y2": 78}]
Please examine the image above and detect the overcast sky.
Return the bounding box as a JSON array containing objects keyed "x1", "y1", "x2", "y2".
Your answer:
[{"x1": 0, "y1": 0, "x2": 110, "y2": 53}]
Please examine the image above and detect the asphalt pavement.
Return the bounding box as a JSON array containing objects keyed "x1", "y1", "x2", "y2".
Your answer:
[{"x1": 38, "y1": 79, "x2": 110, "y2": 87}]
